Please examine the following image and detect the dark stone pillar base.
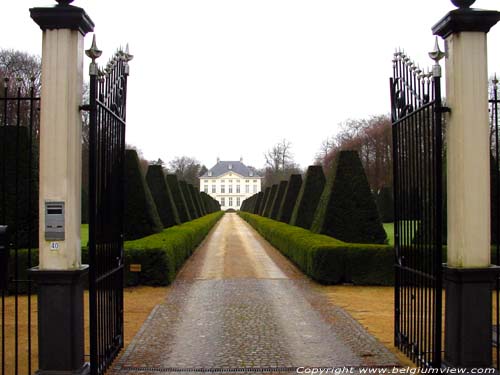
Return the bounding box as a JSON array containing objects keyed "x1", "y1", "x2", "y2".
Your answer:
[
  {"x1": 444, "y1": 265, "x2": 499, "y2": 368},
  {"x1": 29, "y1": 266, "x2": 89, "y2": 375}
]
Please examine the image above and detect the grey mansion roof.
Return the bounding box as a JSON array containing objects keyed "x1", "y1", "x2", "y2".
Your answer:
[{"x1": 201, "y1": 161, "x2": 260, "y2": 178}]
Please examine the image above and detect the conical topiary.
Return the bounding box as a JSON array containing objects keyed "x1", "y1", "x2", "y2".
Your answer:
[
  {"x1": 270, "y1": 181, "x2": 288, "y2": 220},
  {"x1": 263, "y1": 184, "x2": 278, "y2": 218},
  {"x1": 277, "y1": 174, "x2": 302, "y2": 223},
  {"x1": 146, "y1": 165, "x2": 181, "y2": 228},
  {"x1": 124, "y1": 150, "x2": 163, "y2": 240},
  {"x1": 290, "y1": 166, "x2": 326, "y2": 229},
  {"x1": 311, "y1": 150, "x2": 387, "y2": 244},
  {"x1": 166, "y1": 174, "x2": 191, "y2": 222}
]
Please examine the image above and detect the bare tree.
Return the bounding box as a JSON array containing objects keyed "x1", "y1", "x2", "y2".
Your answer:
[
  {"x1": 169, "y1": 156, "x2": 205, "y2": 188},
  {"x1": 0, "y1": 49, "x2": 41, "y2": 95},
  {"x1": 263, "y1": 139, "x2": 301, "y2": 187}
]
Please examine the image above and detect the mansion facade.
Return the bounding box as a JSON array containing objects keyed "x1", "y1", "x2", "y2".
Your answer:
[{"x1": 199, "y1": 159, "x2": 262, "y2": 210}]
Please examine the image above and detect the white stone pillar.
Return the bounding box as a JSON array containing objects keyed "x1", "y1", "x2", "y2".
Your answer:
[
  {"x1": 29, "y1": 2, "x2": 94, "y2": 375},
  {"x1": 433, "y1": 0, "x2": 500, "y2": 368},
  {"x1": 38, "y1": 28, "x2": 85, "y2": 270}
]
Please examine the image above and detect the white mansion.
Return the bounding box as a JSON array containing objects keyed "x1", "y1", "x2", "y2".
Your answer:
[{"x1": 199, "y1": 158, "x2": 262, "y2": 210}]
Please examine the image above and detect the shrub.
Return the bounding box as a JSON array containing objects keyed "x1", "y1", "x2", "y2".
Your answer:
[
  {"x1": 239, "y1": 212, "x2": 394, "y2": 285},
  {"x1": 179, "y1": 180, "x2": 199, "y2": 219},
  {"x1": 311, "y1": 150, "x2": 387, "y2": 244},
  {"x1": 277, "y1": 174, "x2": 302, "y2": 223},
  {"x1": 189, "y1": 184, "x2": 205, "y2": 217},
  {"x1": 290, "y1": 165, "x2": 325, "y2": 229},
  {"x1": 124, "y1": 211, "x2": 223, "y2": 284},
  {"x1": 263, "y1": 184, "x2": 278, "y2": 217},
  {"x1": 0, "y1": 126, "x2": 38, "y2": 248},
  {"x1": 200, "y1": 192, "x2": 219, "y2": 213},
  {"x1": 259, "y1": 187, "x2": 271, "y2": 215},
  {"x1": 146, "y1": 165, "x2": 181, "y2": 228},
  {"x1": 253, "y1": 192, "x2": 264, "y2": 214},
  {"x1": 376, "y1": 186, "x2": 394, "y2": 223},
  {"x1": 270, "y1": 181, "x2": 288, "y2": 220},
  {"x1": 124, "y1": 150, "x2": 163, "y2": 240},
  {"x1": 166, "y1": 174, "x2": 191, "y2": 223}
]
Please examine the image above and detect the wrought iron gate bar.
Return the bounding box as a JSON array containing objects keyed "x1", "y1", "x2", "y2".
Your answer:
[
  {"x1": 86, "y1": 37, "x2": 131, "y2": 375},
  {"x1": 391, "y1": 49, "x2": 443, "y2": 368},
  {"x1": 0, "y1": 78, "x2": 39, "y2": 375}
]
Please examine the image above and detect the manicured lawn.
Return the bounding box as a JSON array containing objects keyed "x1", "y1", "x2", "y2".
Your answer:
[
  {"x1": 384, "y1": 223, "x2": 394, "y2": 246},
  {"x1": 81, "y1": 224, "x2": 88, "y2": 246}
]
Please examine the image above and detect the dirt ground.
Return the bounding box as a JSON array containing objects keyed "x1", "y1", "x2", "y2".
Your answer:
[
  {"x1": 315, "y1": 285, "x2": 414, "y2": 366},
  {"x1": 1, "y1": 286, "x2": 168, "y2": 375}
]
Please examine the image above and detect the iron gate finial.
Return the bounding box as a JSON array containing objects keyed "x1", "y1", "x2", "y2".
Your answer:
[
  {"x1": 450, "y1": 0, "x2": 476, "y2": 8},
  {"x1": 429, "y1": 37, "x2": 445, "y2": 78},
  {"x1": 86, "y1": 35, "x2": 102, "y2": 76}
]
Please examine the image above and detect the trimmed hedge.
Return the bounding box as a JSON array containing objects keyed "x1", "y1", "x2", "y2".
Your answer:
[
  {"x1": 253, "y1": 192, "x2": 264, "y2": 214},
  {"x1": 277, "y1": 174, "x2": 302, "y2": 223},
  {"x1": 290, "y1": 165, "x2": 325, "y2": 229},
  {"x1": 189, "y1": 184, "x2": 205, "y2": 217},
  {"x1": 166, "y1": 174, "x2": 191, "y2": 223},
  {"x1": 5, "y1": 212, "x2": 224, "y2": 293},
  {"x1": 311, "y1": 150, "x2": 387, "y2": 244},
  {"x1": 179, "y1": 181, "x2": 198, "y2": 219},
  {"x1": 376, "y1": 187, "x2": 394, "y2": 223},
  {"x1": 239, "y1": 212, "x2": 393, "y2": 285},
  {"x1": 0, "y1": 126, "x2": 39, "y2": 248},
  {"x1": 146, "y1": 165, "x2": 181, "y2": 228},
  {"x1": 263, "y1": 184, "x2": 278, "y2": 217},
  {"x1": 124, "y1": 150, "x2": 163, "y2": 240},
  {"x1": 124, "y1": 211, "x2": 223, "y2": 285},
  {"x1": 259, "y1": 187, "x2": 271, "y2": 216},
  {"x1": 270, "y1": 181, "x2": 288, "y2": 220}
]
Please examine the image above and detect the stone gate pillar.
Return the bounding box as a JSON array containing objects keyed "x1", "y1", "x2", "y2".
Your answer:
[
  {"x1": 28, "y1": 1, "x2": 94, "y2": 374},
  {"x1": 432, "y1": 0, "x2": 500, "y2": 368}
]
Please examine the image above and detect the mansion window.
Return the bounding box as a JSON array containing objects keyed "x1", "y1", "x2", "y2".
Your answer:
[
  {"x1": 221, "y1": 197, "x2": 225, "y2": 206},
  {"x1": 229, "y1": 185, "x2": 233, "y2": 193},
  {"x1": 253, "y1": 180, "x2": 257, "y2": 183},
  {"x1": 245, "y1": 185, "x2": 249, "y2": 193},
  {"x1": 245, "y1": 180, "x2": 249, "y2": 183},
  {"x1": 236, "y1": 197, "x2": 241, "y2": 207},
  {"x1": 229, "y1": 197, "x2": 233, "y2": 207},
  {"x1": 204, "y1": 185, "x2": 208, "y2": 193},
  {"x1": 221, "y1": 185, "x2": 225, "y2": 193},
  {"x1": 253, "y1": 185, "x2": 257, "y2": 193},
  {"x1": 236, "y1": 185, "x2": 240, "y2": 193},
  {"x1": 212, "y1": 185, "x2": 216, "y2": 193}
]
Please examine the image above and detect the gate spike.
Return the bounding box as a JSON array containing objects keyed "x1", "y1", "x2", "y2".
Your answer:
[
  {"x1": 493, "y1": 73, "x2": 498, "y2": 86},
  {"x1": 429, "y1": 37, "x2": 445, "y2": 63}
]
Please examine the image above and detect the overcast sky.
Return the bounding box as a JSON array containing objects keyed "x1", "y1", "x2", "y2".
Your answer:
[{"x1": 3, "y1": 0, "x2": 500, "y2": 170}]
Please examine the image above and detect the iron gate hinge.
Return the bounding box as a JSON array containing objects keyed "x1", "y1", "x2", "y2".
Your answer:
[
  {"x1": 439, "y1": 106, "x2": 451, "y2": 114},
  {"x1": 79, "y1": 104, "x2": 90, "y2": 112}
]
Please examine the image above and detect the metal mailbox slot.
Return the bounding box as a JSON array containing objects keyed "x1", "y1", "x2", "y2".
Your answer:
[{"x1": 45, "y1": 201, "x2": 65, "y2": 240}]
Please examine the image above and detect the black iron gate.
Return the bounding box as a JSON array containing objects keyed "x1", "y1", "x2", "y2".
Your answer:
[
  {"x1": 390, "y1": 50, "x2": 444, "y2": 367},
  {"x1": 85, "y1": 38, "x2": 132, "y2": 375},
  {"x1": 0, "y1": 77, "x2": 40, "y2": 375}
]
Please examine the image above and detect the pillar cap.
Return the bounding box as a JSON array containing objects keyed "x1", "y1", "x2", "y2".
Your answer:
[
  {"x1": 30, "y1": 2, "x2": 94, "y2": 36},
  {"x1": 432, "y1": 8, "x2": 500, "y2": 38}
]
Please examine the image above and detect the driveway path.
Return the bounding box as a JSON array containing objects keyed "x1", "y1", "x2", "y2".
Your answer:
[{"x1": 112, "y1": 213, "x2": 400, "y2": 374}]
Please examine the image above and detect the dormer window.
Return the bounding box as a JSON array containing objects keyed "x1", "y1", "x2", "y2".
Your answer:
[
  {"x1": 249, "y1": 171, "x2": 253, "y2": 177},
  {"x1": 208, "y1": 171, "x2": 212, "y2": 177},
  {"x1": 228, "y1": 164, "x2": 233, "y2": 170}
]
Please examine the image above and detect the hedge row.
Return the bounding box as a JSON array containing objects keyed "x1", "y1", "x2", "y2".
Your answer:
[
  {"x1": 3, "y1": 211, "x2": 224, "y2": 293},
  {"x1": 124, "y1": 151, "x2": 220, "y2": 239},
  {"x1": 242, "y1": 151, "x2": 386, "y2": 245},
  {"x1": 239, "y1": 212, "x2": 394, "y2": 285}
]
